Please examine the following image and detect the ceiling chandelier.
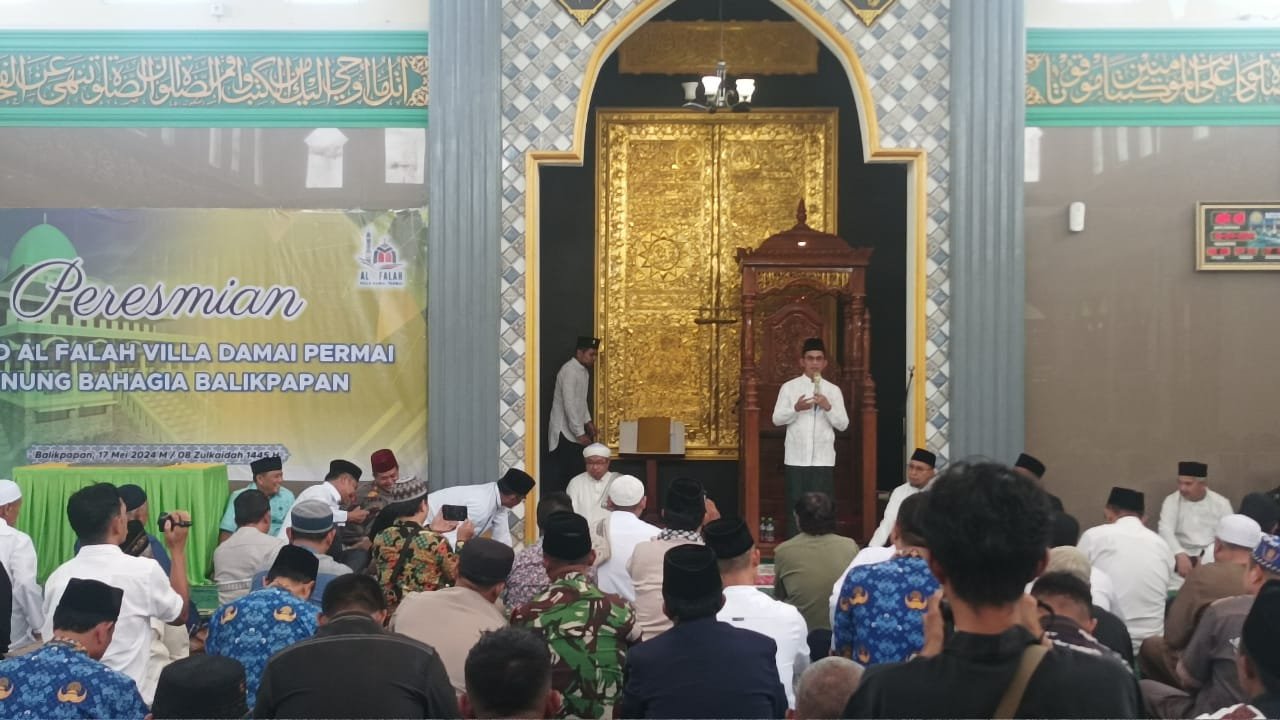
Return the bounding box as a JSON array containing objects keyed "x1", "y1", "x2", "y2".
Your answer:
[{"x1": 681, "y1": 0, "x2": 755, "y2": 113}]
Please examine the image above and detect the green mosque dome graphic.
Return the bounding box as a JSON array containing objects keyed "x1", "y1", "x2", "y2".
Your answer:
[{"x1": 8, "y1": 222, "x2": 78, "y2": 276}]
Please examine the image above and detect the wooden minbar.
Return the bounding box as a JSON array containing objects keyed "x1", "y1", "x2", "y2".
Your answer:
[{"x1": 737, "y1": 201, "x2": 878, "y2": 551}]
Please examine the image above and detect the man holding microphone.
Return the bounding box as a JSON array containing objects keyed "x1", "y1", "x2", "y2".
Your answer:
[{"x1": 773, "y1": 337, "x2": 849, "y2": 538}]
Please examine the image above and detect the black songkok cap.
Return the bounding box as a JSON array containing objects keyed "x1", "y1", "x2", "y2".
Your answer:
[
  {"x1": 497, "y1": 468, "x2": 536, "y2": 497},
  {"x1": 118, "y1": 484, "x2": 147, "y2": 512},
  {"x1": 267, "y1": 544, "x2": 319, "y2": 583},
  {"x1": 703, "y1": 516, "x2": 755, "y2": 559},
  {"x1": 250, "y1": 455, "x2": 283, "y2": 476},
  {"x1": 577, "y1": 336, "x2": 601, "y2": 350},
  {"x1": 151, "y1": 655, "x2": 249, "y2": 719},
  {"x1": 802, "y1": 337, "x2": 826, "y2": 354},
  {"x1": 1242, "y1": 579, "x2": 1280, "y2": 681},
  {"x1": 56, "y1": 578, "x2": 124, "y2": 623},
  {"x1": 1240, "y1": 492, "x2": 1280, "y2": 534},
  {"x1": 542, "y1": 511, "x2": 592, "y2": 561},
  {"x1": 1107, "y1": 486, "x2": 1145, "y2": 515},
  {"x1": 1014, "y1": 453, "x2": 1046, "y2": 479},
  {"x1": 911, "y1": 448, "x2": 937, "y2": 468},
  {"x1": 662, "y1": 544, "x2": 722, "y2": 602},
  {"x1": 664, "y1": 477, "x2": 706, "y2": 519},
  {"x1": 459, "y1": 538, "x2": 516, "y2": 585},
  {"x1": 329, "y1": 458, "x2": 363, "y2": 481},
  {"x1": 1178, "y1": 461, "x2": 1208, "y2": 478}
]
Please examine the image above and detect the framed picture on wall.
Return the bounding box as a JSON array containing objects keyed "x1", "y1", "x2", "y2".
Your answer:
[{"x1": 1196, "y1": 203, "x2": 1280, "y2": 271}]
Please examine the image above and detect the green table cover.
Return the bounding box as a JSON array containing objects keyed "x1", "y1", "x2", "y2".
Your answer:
[{"x1": 14, "y1": 463, "x2": 229, "y2": 586}]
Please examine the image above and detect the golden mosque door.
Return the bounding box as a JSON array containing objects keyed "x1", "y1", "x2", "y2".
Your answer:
[{"x1": 594, "y1": 109, "x2": 837, "y2": 460}]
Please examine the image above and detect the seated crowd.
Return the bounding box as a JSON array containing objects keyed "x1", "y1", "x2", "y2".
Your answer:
[{"x1": 0, "y1": 445, "x2": 1279, "y2": 719}]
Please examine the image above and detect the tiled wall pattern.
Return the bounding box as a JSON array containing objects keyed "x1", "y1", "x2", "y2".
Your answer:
[{"x1": 499, "y1": 0, "x2": 953, "y2": 471}]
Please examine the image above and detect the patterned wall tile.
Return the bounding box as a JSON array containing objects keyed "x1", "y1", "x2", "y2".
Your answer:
[{"x1": 499, "y1": 0, "x2": 953, "y2": 470}]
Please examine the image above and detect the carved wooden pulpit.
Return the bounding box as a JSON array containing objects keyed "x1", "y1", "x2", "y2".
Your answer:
[{"x1": 737, "y1": 201, "x2": 877, "y2": 546}]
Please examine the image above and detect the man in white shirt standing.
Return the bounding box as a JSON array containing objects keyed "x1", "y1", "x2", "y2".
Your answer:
[
  {"x1": 567, "y1": 443, "x2": 619, "y2": 543},
  {"x1": 867, "y1": 448, "x2": 936, "y2": 548},
  {"x1": 1078, "y1": 486, "x2": 1174, "y2": 652},
  {"x1": 1159, "y1": 461, "x2": 1233, "y2": 581},
  {"x1": 594, "y1": 475, "x2": 658, "y2": 601},
  {"x1": 547, "y1": 335, "x2": 599, "y2": 493},
  {"x1": 0, "y1": 480, "x2": 42, "y2": 652},
  {"x1": 278, "y1": 459, "x2": 369, "y2": 544},
  {"x1": 426, "y1": 468, "x2": 536, "y2": 548},
  {"x1": 42, "y1": 483, "x2": 189, "y2": 702},
  {"x1": 704, "y1": 515, "x2": 808, "y2": 709},
  {"x1": 772, "y1": 337, "x2": 849, "y2": 537}
]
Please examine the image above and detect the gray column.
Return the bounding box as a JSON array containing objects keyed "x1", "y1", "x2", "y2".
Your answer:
[
  {"x1": 427, "y1": 0, "x2": 501, "y2": 488},
  {"x1": 948, "y1": 0, "x2": 1026, "y2": 461}
]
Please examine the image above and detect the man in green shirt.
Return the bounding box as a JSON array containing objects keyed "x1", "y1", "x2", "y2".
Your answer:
[
  {"x1": 773, "y1": 491, "x2": 859, "y2": 631},
  {"x1": 218, "y1": 456, "x2": 295, "y2": 541}
]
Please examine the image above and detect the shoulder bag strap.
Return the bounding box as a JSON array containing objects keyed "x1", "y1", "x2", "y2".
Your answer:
[
  {"x1": 993, "y1": 643, "x2": 1049, "y2": 719},
  {"x1": 386, "y1": 524, "x2": 425, "y2": 601}
]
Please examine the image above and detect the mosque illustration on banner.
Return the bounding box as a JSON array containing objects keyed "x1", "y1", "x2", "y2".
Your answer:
[
  {"x1": 358, "y1": 229, "x2": 403, "y2": 270},
  {"x1": 0, "y1": 220, "x2": 205, "y2": 475}
]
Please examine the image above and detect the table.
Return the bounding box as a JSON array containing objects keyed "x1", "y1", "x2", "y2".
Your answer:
[{"x1": 14, "y1": 463, "x2": 229, "y2": 585}]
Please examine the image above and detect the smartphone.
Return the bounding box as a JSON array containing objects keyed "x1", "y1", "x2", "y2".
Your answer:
[{"x1": 441, "y1": 504, "x2": 468, "y2": 522}]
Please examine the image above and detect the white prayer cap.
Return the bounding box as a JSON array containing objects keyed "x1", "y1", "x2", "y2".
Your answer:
[
  {"x1": 608, "y1": 475, "x2": 645, "y2": 507},
  {"x1": 0, "y1": 479, "x2": 20, "y2": 505},
  {"x1": 582, "y1": 443, "x2": 611, "y2": 459},
  {"x1": 1216, "y1": 514, "x2": 1263, "y2": 549}
]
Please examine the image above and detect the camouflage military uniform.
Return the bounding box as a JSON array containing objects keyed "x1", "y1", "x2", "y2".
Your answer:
[
  {"x1": 370, "y1": 520, "x2": 458, "y2": 612},
  {"x1": 510, "y1": 571, "x2": 641, "y2": 719},
  {"x1": 341, "y1": 480, "x2": 390, "y2": 548}
]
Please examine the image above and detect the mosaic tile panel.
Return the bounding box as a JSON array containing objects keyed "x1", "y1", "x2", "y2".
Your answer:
[{"x1": 499, "y1": 0, "x2": 953, "y2": 469}]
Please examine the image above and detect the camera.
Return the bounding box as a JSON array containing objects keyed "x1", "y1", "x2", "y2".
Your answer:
[{"x1": 157, "y1": 512, "x2": 193, "y2": 533}]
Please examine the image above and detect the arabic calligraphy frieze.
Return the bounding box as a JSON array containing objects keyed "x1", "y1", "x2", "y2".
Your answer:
[
  {"x1": 0, "y1": 52, "x2": 429, "y2": 110},
  {"x1": 1026, "y1": 50, "x2": 1280, "y2": 107}
]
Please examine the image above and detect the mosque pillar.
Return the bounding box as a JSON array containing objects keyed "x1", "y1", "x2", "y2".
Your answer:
[
  {"x1": 948, "y1": 0, "x2": 1027, "y2": 461},
  {"x1": 426, "y1": 0, "x2": 502, "y2": 487}
]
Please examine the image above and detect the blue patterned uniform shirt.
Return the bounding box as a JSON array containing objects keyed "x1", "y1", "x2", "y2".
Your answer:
[
  {"x1": 0, "y1": 642, "x2": 148, "y2": 719},
  {"x1": 832, "y1": 552, "x2": 939, "y2": 665},
  {"x1": 206, "y1": 586, "x2": 319, "y2": 704}
]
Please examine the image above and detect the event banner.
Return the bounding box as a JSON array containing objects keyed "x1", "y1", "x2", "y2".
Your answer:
[{"x1": 0, "y1": 208, "x2": 427, "y2": 481}]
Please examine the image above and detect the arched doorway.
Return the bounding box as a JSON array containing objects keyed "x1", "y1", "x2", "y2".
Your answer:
[{"x1": 523, "y1": 0, "x2": 931, "y2": 542}]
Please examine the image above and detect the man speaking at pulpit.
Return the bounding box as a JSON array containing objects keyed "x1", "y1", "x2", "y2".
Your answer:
[{"x1": 772, "y1": 338, "x2": 849, "y2": 537}]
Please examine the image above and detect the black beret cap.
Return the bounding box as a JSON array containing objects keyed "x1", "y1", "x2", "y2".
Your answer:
[
  {"x1": 329, "y1": 458, "x2": 363, "y2": 481},
  {"x1": 250, "y1": 455, "x2": 282, "y2": 475},
  {"x1": 1107, "y1": 486, "x2": 1144, "y2": 515},
  {"x1": 662, "y1": 544, "x2": 722, "y2": 602},
  {"x1": 459, "y1": 538, "x2": 516, "y2": 585},
  {"x1": 542, "y1": 511, "x2": 592, "y2": 561},
  {"x1": 151, "y1": 655, "x2": 249, "y2": 719},
  {"x1": 497, "y1": 468, "x2": 536, "y2": 496},
  {"x1": 1015, "y1": 453, "x2": 1046, "y2": 479},
  {"x1": 703, "y1": 516, "x2": 755, "y2": 559}
]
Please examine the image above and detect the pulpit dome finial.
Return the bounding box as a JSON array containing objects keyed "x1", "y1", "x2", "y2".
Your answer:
[{"x1": 796, "y1": 199, "x2": 808, "y2": 228}]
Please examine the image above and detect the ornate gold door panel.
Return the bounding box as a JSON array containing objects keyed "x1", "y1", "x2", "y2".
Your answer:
[{"x1": 595, "y1": 109, "x2": 837, "y2": 458}]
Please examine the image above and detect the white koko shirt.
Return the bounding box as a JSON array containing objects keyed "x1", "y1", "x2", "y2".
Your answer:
[
  {"x1": 772, "y1": 375, "x2": 849, "y2": 467},
  {"x1": 277, "y1": 481, "x2": 345, "y2": 537},
  {"x1": 717, "y1": 585, "x2": 810, "y2": 709},
  {"x1": 1077, "y1": 516, "x2": 1174, "y2": 650},
  {"x1": 548, "y1": 357, "x2": 591, "y2": 452},
  {"x1": 1158, "y1": 489, "x2": 1234, "y2": 560},
  {"x1": 594, "y1": 511, "x2": 660, "y2": 602},
  {"x1": 426, "y1": 482, "x2": 512, "y2": 547},
  {"x1": 42, "y1": 544, "x2": 184, "y2": 701},
  {"x1": 0, "y1": 518, "x2": 43, "y2": 648},
  {"x1": 867, "y1": 482, "x2": 926, "y2": 548}
]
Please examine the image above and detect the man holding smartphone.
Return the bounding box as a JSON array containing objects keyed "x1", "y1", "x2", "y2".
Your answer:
[{"x1": 426, "y1": 468, "x2": 536, "y2": 548}]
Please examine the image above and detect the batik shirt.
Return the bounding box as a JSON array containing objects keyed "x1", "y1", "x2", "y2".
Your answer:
[
  {"x1": 206, "y1": 586, "x2": 319, "y2": 704},
  {"x1": 503, "y1": 538, "x2": 551, "y2": 611},
  {"x1": 832, "y1": 550, "x2": 939, "y2": 665},
  {"x1": 0, "y1": 641, "x2": 148, "y2": 719},
  {"x1": 370, "y1": 520, "x2": 458, "y2": 612},
  {"x1": 511, "y1": 571, "x2": 641, "y2": 719}
]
